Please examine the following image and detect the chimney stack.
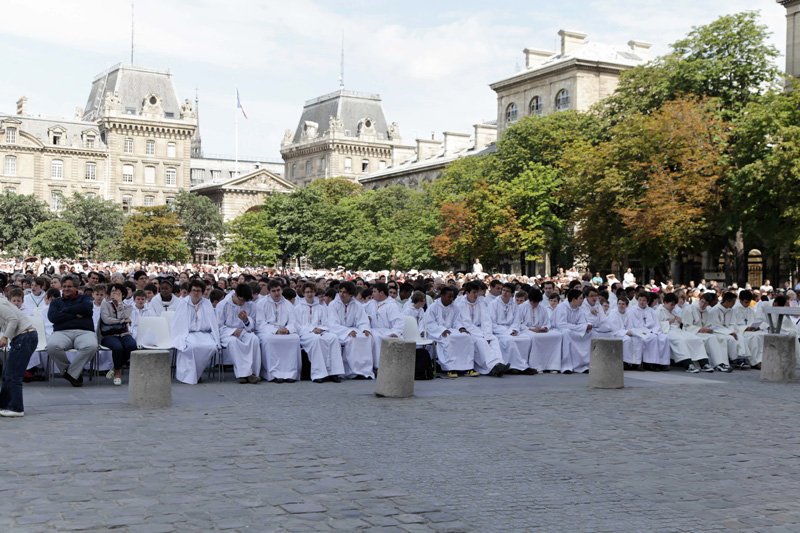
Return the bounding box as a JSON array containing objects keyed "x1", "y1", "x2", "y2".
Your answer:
[
  {"x1": 558, "y1": 30, "x2": 587, "y2": 55},
  {"x1": 443, "y1": 132, "x2": 471, "y2": 155},
  {"x1": 16, "y1": 96, "x2": 27, "y2": 116},
  {"x1": 473, "y1": 124, "x2": 498, "y2": 151},
  {"x1": 627, "y1": 40, "x2": 652, "y2": 58},
  {"x1": 416, "y1": 138, "x2": 442, "y2": 161},
  {"x1": 523, "y1": 48, "x2": 553, "y2": 69}
]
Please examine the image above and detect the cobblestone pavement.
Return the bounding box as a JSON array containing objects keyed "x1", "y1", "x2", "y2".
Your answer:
[{"x1": 3, "y1": 366, "x2": 800, "y2": 532}]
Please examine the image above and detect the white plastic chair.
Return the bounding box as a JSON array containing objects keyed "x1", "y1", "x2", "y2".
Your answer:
[
  {"x1": 402, "y1": 315, "x2": 433, "y2": 346},
  {"x1": 137, "y1": 316, "x2": 176, "y2": 377}
]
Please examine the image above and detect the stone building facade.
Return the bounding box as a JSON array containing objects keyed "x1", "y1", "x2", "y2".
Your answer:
[
  {"x1": 490, "y1": 29, "x2": 650, "y2": 137},
  {"x1": 280, "y1": 89, "x2": 414, "y2": 187},
  {"x1": 191, "y1": 168, "x2": 294, "y2": 222}
]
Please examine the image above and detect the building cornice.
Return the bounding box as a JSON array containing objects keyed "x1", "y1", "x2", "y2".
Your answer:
[{"x1": 490, "y1": 58, "x2": 633, "y2": 92}]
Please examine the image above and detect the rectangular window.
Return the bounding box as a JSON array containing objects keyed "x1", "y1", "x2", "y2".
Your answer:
[
  {"x1": 124, "y1": 138, "x2": 133, "y2": 153},
  {"x1": 122, "y1": 195, "x2": 132, "y2": 214},
  {"x1": 361, "y1": 159, "x2": 369, "y2": 173},
  {"x1": 166, "y1": 168, "x2": 177, "y2": 186},
  {"x1": 144, "y1": 166, "x2": 156, "y2": 184},
  {"x1": 122, "y1": 164, "x2": 134, "y2": 183},
  {"x1": 211, "y1": 169, "x2": 221, "y2": 181},
  {"x1": 167, "y1": 142, "x2": 176, "y2": 158},
  {"x1": 4, "y1": 187, "x2": 15, "y2": 194},
  {"x1": 144, "y1": 195, "x2": 154, "y2": 207},
  {"x1": 52, "y1": 133, "x2": 61, "y2": 146},
  {"x1": 344, "y1": 157, "x2": 352, "y2": 173},
  {"x1": 85, "y1": 162, "x2": 96, "y2": 180},
  {"x1": 190, "y1": 168, "x2": 204, "y2": 185},
  {"x1": 305, "y1": 160, "x2": 312, "y2": 176},
  {"x1": 6, "y1": 127, "x2": 16, "y2": 144},
  {"x1": 165, "y1": 197, "x2": 175, "y2": 207},
  {"x1": 4, "y1": 156, "x2": 16, "y2": 177},
  {"x1": 378, "y1": 160, "x2": 387, "y2": 170},
  {"x1": 85, "y1": 136, "x2": 95, "y2": 149},
  {"x1": 145, "y1": 140, "x2": 155, "y2": 156},
  {"x1": 51, "y1": 191, "x2": 63, "y2": 211},
  {"x1": 51, "y1": 159, "x2": 63, "y2": 179}
]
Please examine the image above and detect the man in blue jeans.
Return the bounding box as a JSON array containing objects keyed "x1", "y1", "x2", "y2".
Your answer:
[
  {"x1": 47, "y1": 275, "x2": 97, "y2": 387},
  {"x1": 0, "y1": 295, "x2": 39, "y2": 417}
]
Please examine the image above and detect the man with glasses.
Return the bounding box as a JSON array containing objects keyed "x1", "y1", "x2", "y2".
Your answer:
[{"x1": 172, "y1": 279, "x2": 220, "y2": 384}]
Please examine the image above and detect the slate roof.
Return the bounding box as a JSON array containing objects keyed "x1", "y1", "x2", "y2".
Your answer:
[
  {"x1": 291, "y1": 89, "x2": 390, "y2": 143},
  {"x1": 83, "y1": 63, "x2": 181, "y2": 121},
  {"x1": 0, "y1": 114, "x2": 105, "y2": 149}
]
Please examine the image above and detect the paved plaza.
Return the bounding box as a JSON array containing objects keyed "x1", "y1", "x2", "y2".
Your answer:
[{"x1": 2, "y1": 366, "x2": 800, "y2": 532}]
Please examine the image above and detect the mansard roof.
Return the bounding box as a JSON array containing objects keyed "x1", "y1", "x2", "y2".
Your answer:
[
  {"x1": 83, "y1": 63, "x2": 181, "y2": 121},
  {"x1": 291, "y1": 89, "x2": 390, "y2": 144}
]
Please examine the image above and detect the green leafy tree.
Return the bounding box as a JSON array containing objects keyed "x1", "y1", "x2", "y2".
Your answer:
[
  {"x1": 120, "y1": 206, "x2": 190, "y2": 263},
  {"x1": 222, "y1": 210, "x2": 280, "y2": 266},
  {"x1": 0, "y1": 192, "x2": 51, "y2": 256},
  {"x1": 29, "y1": 220, "x2": 81, "y2": 259},
  {"x1": 61, "y1": 192, "x2": 124, "y2": 257},
  {"x1": 173, "y1": 190, "x2": 225, "y2": 257}
]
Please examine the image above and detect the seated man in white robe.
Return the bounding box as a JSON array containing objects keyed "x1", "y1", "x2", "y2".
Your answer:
[
  {"x1": 712, "y1": 291, "x2": 750, "y2": 370},
  {"x1": 424, "y1": 286, "x2": 475, "y2": 378},
  {"x1": 216, "y1": 283, "x2": 261, "y2": 384},
  {"x1": 581, "y1": 286, "x2": 607, "y2": 330},
  {"x1": 146, "y1": 279, "x2": 179, "y2": 317},
  {"x1": 454, "y1": 281, "x2": 508, "y2": 377},
  {"x1": 732, "y1": 290, "x2": 765, "y2": 370},
  {"x1": 628, "y1": 292, "x2": 671, "y2": 371},
  {"x1": 657, "y1": 293, "x2": 711, "y2": 373},
  {"x1": 327, "y1": 282, "x2": 374, "y2": 379},
  {"x1": 293, "y1": 283, "x2": 344, "y2": 383},
  {"x1": 682, "y1": 293, "x2": 731, "y2": 373},
  {"x1": 489, "y1": 282, "x2": 533, "y2": 374},
  {"x1": 171, "y1": 279, "x2": 220, "y2": 384},
  {"x1": 517, "y1": 288, "x2": 561, "y2": 373},
  {"x1": 255, "y1": 280, "x2": 301, "y2": 383},
  {"x1": 594, "y1": 297, "x2": 641, "y2": 369},
  {"x1": 364, "y1": 283, "x2": 405, "y2": 371},
  {"x1": 553, "y1": 289, "x2": 593, "y2": 374}
]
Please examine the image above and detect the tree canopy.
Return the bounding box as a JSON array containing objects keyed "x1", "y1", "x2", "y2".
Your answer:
[{"x1": 120, "y1": 206, "x2": 190, "y2": 263}]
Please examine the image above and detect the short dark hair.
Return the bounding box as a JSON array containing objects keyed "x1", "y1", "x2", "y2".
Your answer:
[
  {"x1": 282, "y1": 288, "x2": 296, "y2": 301},
  {"x1": 189, "y1": 279, "x2": 206, "y2": 292},
  {"x1": 8, "y1": 287, "x2": 24, "y2": 300},
  {"x1": 721, "y1": 292, "x2": 737, "y2": 304},
  {"x1": 566, "y1": 289, "x2": 583, "y2": 302},
  {"x1": 235, "y1": 283, "x2": 253, "y2": 301},
  {"x1": 663, "y1": 293, "x2": 678, "y2": 304},
  {"x1": 738, "y1": 290, "x2": 753, "y2": 302},
  {"x1": 339, "y1": 281, "x2": 357, "y2": 296},
  {"x1": 144, "y1": 283, "x2": 158, "y2": 293},
  {"x1": 209, "y1": 289, "x2": 225, "y2": 304},
  {"x1": 528, "y1": 288, "x2": 543, "y2": 303},
  {"x1": 372, "y1": 282, "x2": 389, "y2": 296}
]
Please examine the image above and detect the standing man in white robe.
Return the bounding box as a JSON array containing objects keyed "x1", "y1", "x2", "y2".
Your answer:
[
  {"x1": 553, "y1": 289, "x2": 592, "y2": 374},
  {"x1": 216, "y1": 283, "x2": 261, "y2": 384},
  {"x1": 489, "y1": 282, "x2": 532, "y2": 374},
  {"x1": 255, "y1": 280, "x2": 301, "y2": 383},
  {"x1": 517, "y1": 288, "x2": 561, "y2": 373},
  {"x1": 628, "y1": 293, "x2": 671, "y2": 370},
  {"x1": 364, "y1": 283, "x2": 405, "y2": 371},
  {"x1": 293, "y1": 283, "x2": 344, "y2": 383},
  {"x1": 424, "y1": 286, "x2": 475, "y2": 378},
  {"x1": 455, "y1": 281, "x2": 509, "y2": 377},
  {"x1": 682, "y1": 293, "x2": 731, "y2": 373},
  {"x1": 657, "y1": 293, "x2": 711, "y2": 373},
  {"x1": 327, "y1": 282, "x2": 374, "y2": 379},
  {"x1": 171, "y1": 279, "x2": 220, "y2": 385}
]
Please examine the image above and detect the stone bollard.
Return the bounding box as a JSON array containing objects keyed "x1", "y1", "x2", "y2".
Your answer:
[
  {"x1": 128, "y1": 350, "x2": 172, "y2": 408},
  {"x1": 761, "y1": 334, "x2": 796, "y2": 382},
  {"x1": 589, "y1": 338, "x2": 624, "y2": 389},
  {"x1": 375, "y1": 338, "x2": 416, "y2": 398}
]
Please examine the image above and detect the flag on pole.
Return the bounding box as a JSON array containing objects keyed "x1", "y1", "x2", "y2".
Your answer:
[{"x1": 236, "y1": 88, "x2": 248, "y2": 119}]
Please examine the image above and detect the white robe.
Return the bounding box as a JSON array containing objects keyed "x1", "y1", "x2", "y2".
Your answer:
[
  {"x1": 255, "y1": 296, "x2": 301, "y2": 381},
  {"x1": 293, "y1": 298, "x2": 344, "y2": 381},
  {"x1": 489, "y1": 297, "x2": 530, "y2": 371},
  {"x1": 656, "y1": 306, "x2": 708, "y2": 363},
  {"x1": 216, "y1": 293, "x2": 260, "y2": 379},
  {"x1": 732, "y1": 301, "x2": 766, "y2": 365},
  {"x1": 711, "y1": 303, "x2": 747, "y2": 362},
  {"x1": 424, "y1": 299, "x2": 474, "y2": 372},
  {"x1": 553, "y1": 301, "x2": 592, "y2": 373},
  {"x1": 594, "y1": 309, "x2": 640, "y2": 365},
  {"x1": 364, "y1": 298, "x2": 405, "y2": 369},
  {"x1": 682, "y1": 304, "x2": 732, "y2": 367},
  {"x1": 628, "y1": 304, "x2": 670, "y2": 366},
  {"x1": 326, "y1": 299, "x2": 374, "y2": 378},
  {"x1": 454, "y1": 297, "x2": 503, "y2": 374},
  {"x1": 517, "y1": 302, "x2": 562, "y2": 371},
  {"x1": 146, "y1": 294, "x2": 179, "y2": 317},
  {"x1": 171, "y1": 298, "x2": 220, "y2": 384},
  {"x1": 22, "y1": 291, "x2": 47, "y2": 317}
]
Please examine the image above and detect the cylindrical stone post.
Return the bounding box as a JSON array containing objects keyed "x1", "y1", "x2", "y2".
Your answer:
[
  {"x1": 589, "y1": 338, "x2": 624, "y2": 389},
  {"x1": 761, "y1": 334, "x2": 796, "y2": 382},
  {"x1": 374, "y1": 338, "x2": 416, "y2": 398},
  {"x1": 128, "y1": 350, "x2": 172, "y2": 408}
]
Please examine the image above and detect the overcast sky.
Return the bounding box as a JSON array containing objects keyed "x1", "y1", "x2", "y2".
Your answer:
[{"x1": 0, "y1": 1, "x2": 788, "y2": 162}]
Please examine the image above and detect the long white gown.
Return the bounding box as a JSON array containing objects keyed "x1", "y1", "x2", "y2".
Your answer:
[
  {"x1": 424, "y1": 299, "x2": 475, "y2": 372},
  {"x1": 216, "y1": 293, "x2": 260, "y2": 379},
  {"x1": 489, "y1": 297, "x2": 530, "y2": 371},
  {"x1": 327, "y1": 298, "x2": 374, "y2": 379},
  {"x1": 553, "y1": 301, "x2": 592, "y2": 373},
  {"x1": 732, "y1": 301, "x2": 766, "y2": 365},
  {"x1": 594, "y1": 309, "x2": 640, "y2": 365},
  {"x1": 293, "y1": 298, "x2": 344, "y2": 381},
  {"x1": 682, "y1": 304, "x2": 733, "y2": 367},
  {"x1": 255, "y1": 296, "x2": 301, "y2": 381},
  {"x1": 171, "y1": 297, "x2": 220, "y2": 384},
  {"x1": 517, "y1": 301, "x2": 563, "y2": 371},
  {"x1": 628, "y1": 304, "x2": 670, "y2": 366},
  {"x1": 656, "y1": 305, "x2": 708, "y2": 363},
  {"x1": 364, "y1": 298, "x2": 405, "y2": 369},
  {"x1": 454, "y1": 297, "x2": 503, "y2": 374}
]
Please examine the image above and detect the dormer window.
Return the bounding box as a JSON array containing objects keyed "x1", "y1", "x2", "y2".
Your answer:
[
  {"x1": 48, "y1": 125, "x2": 66, "y2": 146},
  {"x1": 85, "y1": 135, "x2": 95, "y2": 148},
  {"x1": 6, "y1": 127, "x2": 16, "y2": 144},
  {"x1": 52, "y1": 133, "x2": 62, "y2": 145}
]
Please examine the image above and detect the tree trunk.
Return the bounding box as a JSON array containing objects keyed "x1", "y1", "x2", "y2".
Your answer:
[{"x1": 735, "y1": 225, "x2": 747, "y2": 287}]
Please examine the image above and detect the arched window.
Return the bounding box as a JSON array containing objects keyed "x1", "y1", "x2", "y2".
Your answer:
[
  {"x1": 505, "y1": 102, "x2": 518, "y2": 124},
  {"x1": 529, "y1": 96, "x2": 542, "y2": 116},
  {"x1": 51, "y1": 159, "x2": 63, "y2": 179},
  {"x1": 555, "y1": 89, "x2": 570, "y2": 111}
]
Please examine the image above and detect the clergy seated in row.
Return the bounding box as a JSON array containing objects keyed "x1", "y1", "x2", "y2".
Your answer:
[
  {"x1": 255, "y1": 279, "x2": 301, "y2": 383},
  {"x1": 627, "y1": 292, "x2": 671, "y2": 370},
  {"x1": 657, "y1": 292, "x2": 712, "y2": 373},
  {"x1": 454, "y1": 281, "x2": 510, "y2": 377},
  {"x1": 294, "y1": 283, "x2": 344, "y2": 383},
  {"x1": 170, "y1": 279, "x2": 220, "y2": 385},
  {"x1": 553, "y1": 289, "x2": 592, "y2": 374},
  {"x1": 326, "y1": 282, "x2": 374, "y2": 379},
  {"x1": 489, "y1": 283, "x2": 535, "y2": 374},
  {"x1": 363, "y1": 283, "x2": 404, "y2": 372},
  {"x1": 682, "y1": 292, "x2": 736, "y2": 373},
  {"x1": 216, "y1": 283, "x2": 261, "y2": 384},
  {"x1": 147, "y1": 279, "x2": 179, "y2": 316},
  {"x1": 732, "y1": 290, "x2": 766, "y2": 370},
  {"x1": 517, "y1": 288, "x2": 562, "y2": 373},
  {"x1": 423, "y1": 286, "x2": 476, "y2": 378},
  {"x1": 713, "y1": 291, "x2": 759, "y2": 370}
]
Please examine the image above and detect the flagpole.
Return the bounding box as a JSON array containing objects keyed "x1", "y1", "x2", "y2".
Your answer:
[{"x1": 234, "y1": 89, "x2": 239, "y2": 178}]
